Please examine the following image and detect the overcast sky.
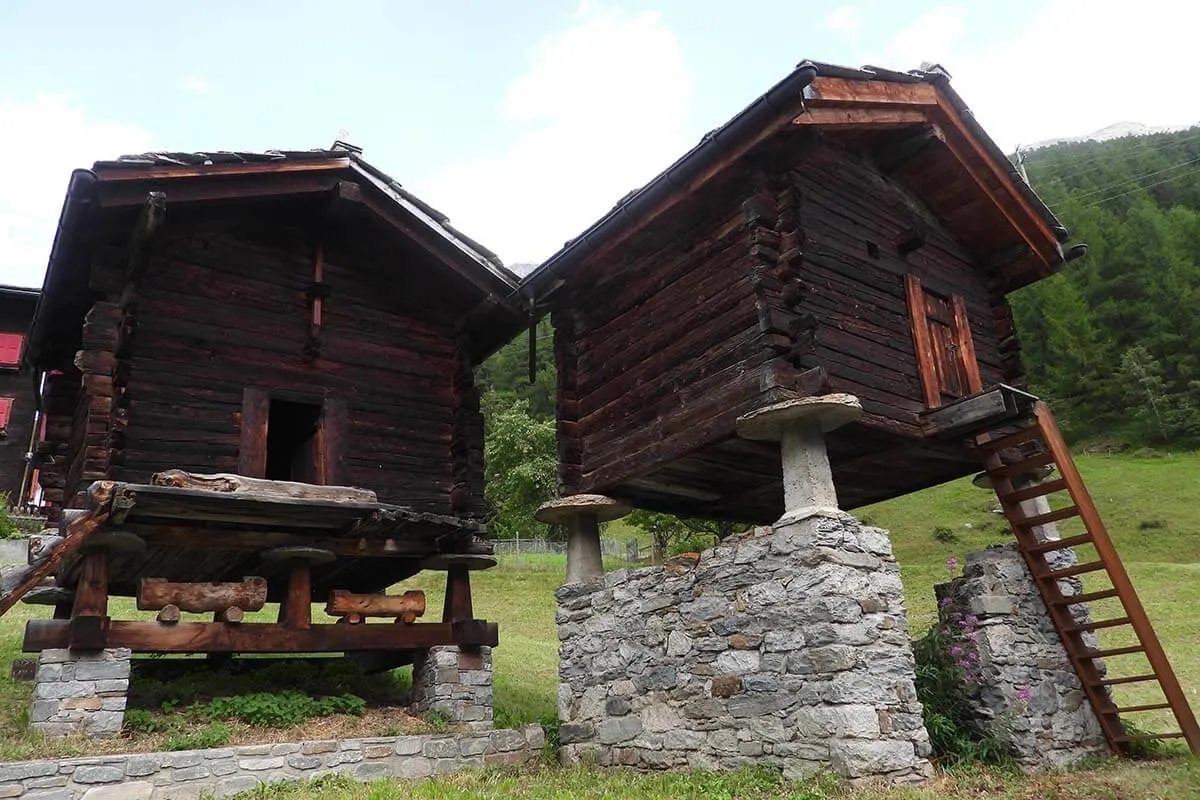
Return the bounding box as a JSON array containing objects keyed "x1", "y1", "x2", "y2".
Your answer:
[{"x1": 1, "y1": 0, "x2": 1196, "y2": 287}]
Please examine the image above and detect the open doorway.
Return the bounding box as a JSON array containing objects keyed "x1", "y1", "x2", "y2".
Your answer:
[{"x1": 265, "y1": 399, "x2": 322, "y2": 482}]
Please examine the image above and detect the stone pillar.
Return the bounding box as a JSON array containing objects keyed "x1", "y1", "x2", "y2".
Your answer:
[
  {"x1": 735, "y1": 394, "x2": 861, "y2": 525},
  {"x1": 536, "y1": 494, "x2": 631, "y2": 584},
  {"x1": 410, "y1": 645, "x2": 493, "y2": 732},
  {"x1": 30, "y1": 647, "x2": 131, "y2": 738},
  {"x1": 937, "y1": 547, "x2": 1109, "y2": 766}
]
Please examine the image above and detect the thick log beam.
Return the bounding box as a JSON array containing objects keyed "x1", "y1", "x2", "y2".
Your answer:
[
  {"x1": 150, "y1": 470, "x2": 377, "y2": 503},
  {"x1": 22, "y1": 619, "x2": 498, "y2": 653},
  {"x1": 137, "y1": 577, "x2": 268, "y2": 614},
  {"x1": 325, "y1": 589, "x2": 426, "y2": 624}
]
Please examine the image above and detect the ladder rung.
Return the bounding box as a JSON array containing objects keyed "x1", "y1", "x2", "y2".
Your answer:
[
  {"x1": 1038, "y1": 560, "x2": 1107, "y2": 580},
  {"x1": 1115, "y1": 732, "x2": 1186, "y2": 742},
  {"x1": 988, "y1": 451, "x2": 1056, "y2": 479},
  {"x1": 1082, "y1": 644, "x2": 1145, "y2": 659},
  {"x1": 1001, "y1": 478, "x2": 1068, "y2": 503},
  {"x1": 1110, "y1": 703, "x2": 1173, "y2": 714},
  {"x1": 1063, "y1": 616, "x2": 1131, "y2": 633},
  {"x1": 1051, "y1": 588, "x2": 1120, "y2": 605},
  {"x1": 978, "y1": 425, "x2": 1042, "y2": 452},
  {"x1": 1026, "y1": 532, "x2": 1094, "y2": 554},
  {"x1": 1015, "y1": 505, "x2": 1079, "y2": 528},
  {"x1": 1094, "y1": 673, "x2": 1158, "y2": 687}
]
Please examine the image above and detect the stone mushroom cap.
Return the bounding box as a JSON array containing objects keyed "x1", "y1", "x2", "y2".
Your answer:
[
  {"x1": 535, "y1": 494, "x2": 632, "y2": 525},
  {"x1": 261, "y1": 545, "x2": 338, "y2": 565},
  {"x1": 735, "y1": 393, "x2": 863, "y2": 441},
  {"x1": 971, "y1": 465, "x2": 1055, "y2": 490}
]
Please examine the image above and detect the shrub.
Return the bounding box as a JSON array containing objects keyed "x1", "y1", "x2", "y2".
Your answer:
[
  {"x1": 204, "y1": 691, "x2": 365, "y2": 727},
  {"x1": 933, "y1": 526, "x2": 959, "y2": 543},
  {"x1": 122, "y1": 708, "x2": 166, "y2": 734},
  {"x1": 163, "y1": 722, "x2": 231, "y2": 751}
]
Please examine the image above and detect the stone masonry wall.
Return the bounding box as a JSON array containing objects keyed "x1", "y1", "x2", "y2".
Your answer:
[
  {"x1": 937, "y1": 544, "x2": 1109, "y2": 766},
  {"x1": 31, "y1": 649, "x2": 130, "y2": 738},
  {"x1": 411, "y1": 646, "x2": 493, "y2": 732},
  {"x1": 557, "y1": 516, "x2": 933, "y2": 783},
  {"x1": 0, "y1": 724, "x2": 543, "y2": 799}
]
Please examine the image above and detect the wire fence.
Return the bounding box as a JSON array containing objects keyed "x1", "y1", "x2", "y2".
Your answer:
[{"x1": 491, "y1": 537, "x2": 641, "y2": 561}]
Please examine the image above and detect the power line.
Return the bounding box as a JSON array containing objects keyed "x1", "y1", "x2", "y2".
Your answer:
[
  {"x1": 1024, "y1": 129, "x2": 1200, "y2": 183},
  {"x1": 1077, "y1": 163, "x2": 1200, "y2": 210},
  {"x1": 1067, "y1": 155, "x2": 1200, "y2": 202}
]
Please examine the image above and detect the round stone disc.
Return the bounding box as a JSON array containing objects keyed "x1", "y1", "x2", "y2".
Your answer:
[
  {"x1": 971, "y1": 465, "x2": 1055, "y2": 490},
  {"x1": 260, "y1": 546, "x2": 338, "y2": 565},
  {"x1": 22, "y1": 586, "x2": 75, "y2": 606},
  {"x1": 736, "y1": 393, "x2": 862, "y2": 441},
  {"x1": 535, "y1": 494, "x2": 632, "y2": 525},
  {"x1": 85, "y1": 530, "x2": 147, "y2": 553}
]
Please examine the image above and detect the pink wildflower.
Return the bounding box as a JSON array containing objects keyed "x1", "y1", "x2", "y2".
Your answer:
[
  {"x1": 940, "y1": 597, "x2": 953, "y2": 607},
  {"x1": 945, "y1": 556, "x2": 959, "y2": 571},
  {"x1": 949, "y1": 644, "x2": 963, "y2": 657},
  {"x1": 1016, "y1": 686, "x2": 1032, "y2": 703}
]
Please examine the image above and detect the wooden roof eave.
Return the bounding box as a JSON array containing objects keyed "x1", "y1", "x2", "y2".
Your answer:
[{"x1": 801, "y1": 77, "x2": 1063, "y2": 285}]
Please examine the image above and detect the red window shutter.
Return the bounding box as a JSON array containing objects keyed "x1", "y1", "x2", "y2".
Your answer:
[
  {"x1": 0, "y1": 397, "x2": 13, "y2": 428},
  {"x1": 0, "y1": 333, "x2": 23, "y2": 367}
]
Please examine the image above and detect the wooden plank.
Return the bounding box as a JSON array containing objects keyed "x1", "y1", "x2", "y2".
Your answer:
[
  {"x1": 72, "y1": 550, "x2": 109, "y2": 618},
  {"x1": 23, "y1": 618, "x2": 499, "y2": 653},
  {"x1": 151, "y1": 470, "x2": 375, "y2": 503},
  {"x1": 238, "y1": 389, "x2": 269, "y2": 478},
  {"x1": 952, "y1": 294, "x2": 984, "y2": 394},
  {"x1": 920, "y1": 389, "x2": 1011, "y2": 436},
  {"x1": 318, "y1": 399, "x2": 349, "y2": 486},
  {"x1": 95, "y1": 157, "x2": 350, "y2": 182},
  {"x1": 904, "y1": 275, "x2": 939, "y2": 408},
  {"x1": 137, "y1": 577, "x2": 268, "y2": 613},
  {"x1": 805, "y1": 77, "x2": 939, "y2": 107},
  {"x1": 792, "y1": 106, "x2": 928, "y2": 128}
]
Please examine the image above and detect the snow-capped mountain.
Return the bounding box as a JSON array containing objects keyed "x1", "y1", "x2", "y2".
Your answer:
[{"x1": 1025, "y1": 121, "x2": 1193, "y2": 151}]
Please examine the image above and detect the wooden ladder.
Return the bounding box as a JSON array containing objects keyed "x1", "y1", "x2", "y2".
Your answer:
[{"x1": 977, "y1": 401, "x2": 1200, "y2": 756}]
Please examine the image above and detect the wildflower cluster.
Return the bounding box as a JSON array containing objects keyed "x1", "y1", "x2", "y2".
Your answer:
[{"x1": 938, "y1": 557, "x2": 982, "y2": 683}]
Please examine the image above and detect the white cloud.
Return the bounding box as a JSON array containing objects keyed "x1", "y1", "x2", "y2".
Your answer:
[
  {"x1": 826, "y1": 6, "x2": 862, "y2": 36},
  {"x1": 180, "y1": 77, "x2": 210, "y2": 94},
  {"x1": 874, "y1": 1, "x2": 1200, "y2": 151},
  {"x1": 0, "y1": 95, "x2": 153, "y2": 287},
  {"x1": 420, "y1": 3, "x2": 692, "y2": 267}
]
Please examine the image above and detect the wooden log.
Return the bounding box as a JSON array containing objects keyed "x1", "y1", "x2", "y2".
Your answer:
[
  {"x1": 137, "y1": 576, "x2": 268, "y2": 614},
  {"x1": 443, "y1": 566, "x2": 473, "y2": 624},
  {"x1": 71, "y1": 550, "x2": 109, "y2": 618},
  {"x1": 325, "y1": 590, "x2": 426, "y2": 624},
  {"x1": 151, "y1": 470, "x2": 377, "y2": 503},
  {"x1": 23, "y1": 618, "x2": 499, "y2": 653},
  {"x1": 279, "y1": 560, "x2": 313, "y2": 630},
  {"x1": 0, "y1": 481, "x2": 114, "y2": 617}
]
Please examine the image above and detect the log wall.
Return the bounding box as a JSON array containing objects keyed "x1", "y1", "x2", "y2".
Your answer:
[
  {"x1": 0, "y1": 295, "x2": 37, "y2": 505},
  {"x1": 38, "y1": 218, "x2": 483, "y2": 516}
]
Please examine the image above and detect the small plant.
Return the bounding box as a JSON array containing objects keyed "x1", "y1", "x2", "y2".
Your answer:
[
  {"x1": 0, "y1": 496, "x2": 22, "y2": 540},
  {"x1": 163, "y1": 721, "x2": 231, "y2": 751},
  {"x1": 423, "y1": 708, "x2": 450, "y2": 731},
  {"x1": 1138, "y1": 518, "x2": 1167, "y2": 531},
  {"x1": 933, "y1": 526, "x2": 959, "y2": 543},
  {"x1": 122, "y1": 708, "x2": 167, "y2": 734},
  {"x1": 205, "y1": 691, "x2": 365, "y2": 728}
]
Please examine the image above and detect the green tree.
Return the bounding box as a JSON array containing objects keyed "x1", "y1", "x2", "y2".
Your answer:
[
  {"x1": 483, "y1": 399, "x2": 557, "y2": 539},
  {"x1": 626, "y1": 509, "x2": 751, "y2": 564}
]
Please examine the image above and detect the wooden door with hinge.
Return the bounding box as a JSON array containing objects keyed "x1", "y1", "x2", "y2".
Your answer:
[{"x1": 905, "y1": 274, "x2": 983, "y2": 409}]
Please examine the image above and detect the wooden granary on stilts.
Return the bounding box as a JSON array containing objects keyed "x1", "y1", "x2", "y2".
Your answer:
[
  {"x1": 0, "y1": 146, "x2": 526, "y2": 734},
  {"x1": 524, "y1": 62, "x2": 1199, "y2": 756}
]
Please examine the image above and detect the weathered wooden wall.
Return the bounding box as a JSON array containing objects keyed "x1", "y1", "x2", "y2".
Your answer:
[
  {"x1": 0, "y1": 294, "x2": 38, "y2": 505},
  {"x1": 37, "y1": 215, "x2": 485, "y2": 518},
  {"x1": 785, "y1": 142, "x2": 1010, "y2": 435},
  {"x1": 560, "y1": 174, "x2": 768, "y2": 496}
]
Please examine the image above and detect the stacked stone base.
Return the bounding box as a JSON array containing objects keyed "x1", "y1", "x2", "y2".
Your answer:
[
  {"x1": 31, "y1": 648, "x2": 130, "y2": 738},
  {"x1": 557, "y1": 516, "x2": 932, "y2": 783},
  {"x1": 938, "y1": 545, "x2": 1109, "y2": 767},
  {"x1": 411, "y1": 646, "x2": 493, "y2": 732}
]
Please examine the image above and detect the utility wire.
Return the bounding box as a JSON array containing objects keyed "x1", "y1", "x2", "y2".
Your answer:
[
  {"x1": 1076, "y1": 163, "x2": 1200, "y2": 210},
  {"x1": 1066, "y1": 155, "x2": 1200, "y2": 202},
  {"x1": 1024, "y1": 129, "x2": 1200, "y2": 182}
]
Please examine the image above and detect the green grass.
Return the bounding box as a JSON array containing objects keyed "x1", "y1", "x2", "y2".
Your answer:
[{"x1": 0, "y1": 452, "x2": 1195, "y2": 794}]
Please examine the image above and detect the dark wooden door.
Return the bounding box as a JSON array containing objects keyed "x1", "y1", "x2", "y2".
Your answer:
[{"x1": 905, "y1": 275, "x2": 983, "y2": 409}]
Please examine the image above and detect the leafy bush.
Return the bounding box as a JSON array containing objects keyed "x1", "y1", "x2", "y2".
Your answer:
[
  {"x1": 122, "y1": 708, "x2": 166, "y2": 734},
  {"x1": 913, "y1": 605, "x2": 1016, "y2": 767},
  {"x1": 0, "y1": 496, "x2": 22, "y2": 540},
  {"x1": 163, "y1": 722, "x2": 231, "y2": 751},
  {"x1": 933, "y1": 526, "x2": 959, "y2": 543},
  {"x1": 205, "y1": 691, "x2": 365, "y2": 727}
]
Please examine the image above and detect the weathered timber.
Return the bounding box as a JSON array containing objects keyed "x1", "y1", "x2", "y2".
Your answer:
[
  {"x1": 151, "y1": 470, "x2": 376, "y2": 503},
  {"x1": 23, "y1": 618, "x2": 500, "y2": 653},
  {"x1": 137, "y1": 576, "x2": 268, "y2": 613},
  {"x1": 325, "y1": 589, "x2": 426, "y2": 624}
]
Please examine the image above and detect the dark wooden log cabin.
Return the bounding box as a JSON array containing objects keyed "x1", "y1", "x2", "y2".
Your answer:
[
  {"x1": 522, "y1": 62, "x2": 1084, "y2": 521},
  {"x1": 0, "y1": 285, "x2": 40, "y2": 507},
  {"x1": 28, "y1": 146, "x2": 523, "y2": 523},
  {"x1": 2, "y1": 147, "x2": 527, "y2": 660}
]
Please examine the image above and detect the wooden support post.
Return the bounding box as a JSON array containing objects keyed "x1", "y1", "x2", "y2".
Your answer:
[
  {"x1": 72, "y1": 549, "x2": 109, "y2": 619},
  {"x1": 279, "y1": 559, "x2": 313, "y2": 630},
  {"x1": 443, "y1": 566, "x2": 473, "y2": 624}
]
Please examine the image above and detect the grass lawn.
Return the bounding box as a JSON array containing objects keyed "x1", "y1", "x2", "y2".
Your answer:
[{"x1": 0, "y1": 452, "x2": 1195, "y2": 796}]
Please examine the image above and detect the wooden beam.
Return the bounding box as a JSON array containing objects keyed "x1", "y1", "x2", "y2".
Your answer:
[
  {"x1": 804, "y1": 77, "x2": 939, "y2": 107},
  {"x1": 238, "y1": 390, "x2": 270, "y2": 479},
  {"x1": 125, "y1": 192, "x2": 166, "y2": 286},
  {"x1": 920, "y1": 389, "x2": 1012, "y2": 437},
  {"x1": 325, "y1": 590, "x2": 426, "y2": 624},
  {"x1": 904, "y1": 275, "x2": 940, "y2": 408},
  {"x1": 792, "y1": 106, "x2": 928, "y2": 129},
  {"x1": 72, "y1": 550, "x2": 109, "y2": 618},
  {"x1": 278, "y1": 560, "x2": 313, "y2": 629},
  {"x1": 121, "y1": 524, "x2": 433, "y2": 559},
  {"x1": 23, "y1": 618, "x2": 499, "y2": 653},
  {"x1": 94, "y1": 157, "x2": 351, "y2": 182},
  {"x1": 443, "y1": 566, "x2": 473, "y2": 624},
  {"x1": 96, "y1": 172, "x2": 345, "y2": 208},
  {"x1": 137, "y1": 577, "x2": 268, "y2": 614}
]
